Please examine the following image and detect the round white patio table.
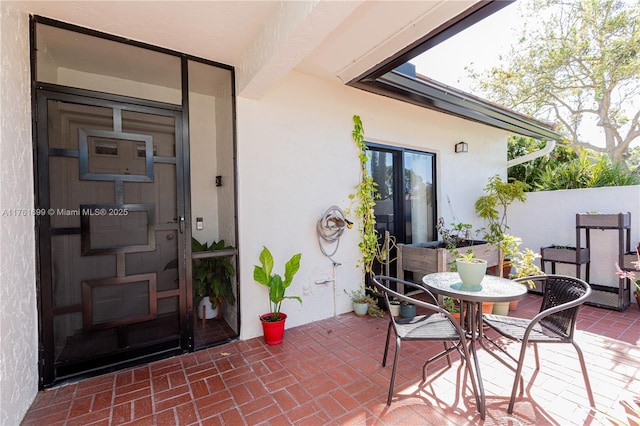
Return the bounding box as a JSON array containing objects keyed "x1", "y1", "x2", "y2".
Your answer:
[{"x1": 422, "y1": 272, "x2": 528, "y2": 419}]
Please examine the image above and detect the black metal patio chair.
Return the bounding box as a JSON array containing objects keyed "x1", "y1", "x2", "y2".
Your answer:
[
  {"x1": 482, "y1": 274, "x2": 595, "y2": 414},
  {"x1": 371, "y1": 275, "x2": 482, "y2": 417}
]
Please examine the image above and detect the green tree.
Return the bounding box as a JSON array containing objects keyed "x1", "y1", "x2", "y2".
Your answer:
[
  {"x1": 531, "y1": 150, "x2": 640, "y2": 189},
  {"x1": 471, "y1": 0, "x2": 640, "y2": 165},
  {"x1": 508, "y1": 135, "x2": 639, "y2": 189},
  {"x1": 628, "y1": 145, "x2": 640, "y2": 171},
  {"x1": 508, "y1": 135, "x2": 578, "y2": 186}
]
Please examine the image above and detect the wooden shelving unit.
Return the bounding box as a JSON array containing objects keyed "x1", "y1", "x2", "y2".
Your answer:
[
  {"x1": 540, "y1": 212, "x2": 632, "y2": 310},
  {"x1": 540, "y1": 245, "x2": 590, "y2": 281},
  {"x1": 576, "y1": 212, "x2": 631, "y2": 311}
]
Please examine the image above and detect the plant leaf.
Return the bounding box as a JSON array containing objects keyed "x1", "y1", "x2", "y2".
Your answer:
[{"x1": 283, "y1": 253, "x2": 301, "y2": 288}]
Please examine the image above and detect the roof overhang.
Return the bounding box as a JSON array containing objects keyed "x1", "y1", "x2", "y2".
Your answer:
[
  {"x1": 347, "y1": 0, "x2": 560, "y2": 142},
  {"x1": 353, "y1": 70, "x2": 561, "y2": 141}
]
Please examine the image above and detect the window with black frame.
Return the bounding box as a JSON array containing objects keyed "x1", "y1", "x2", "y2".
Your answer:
[{"x1": 367, "y1": 144, "x2": 436, "y2": 250}]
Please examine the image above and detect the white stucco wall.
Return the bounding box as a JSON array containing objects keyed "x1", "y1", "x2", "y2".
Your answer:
[
  {"x1": 1, "y1": 8, "x2": 510, "y2": 420},
  {"x1": 509, "y1": 186, "x2": 640, "y2": 294},
  {"x1": 0, "y1": 3, "x2": 39, "y2": 425},
  {"x1": 236, "y1": 70, "x2": 508, "y2": 340}
]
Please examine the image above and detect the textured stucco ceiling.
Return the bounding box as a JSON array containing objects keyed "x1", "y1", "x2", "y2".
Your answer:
[{"x1": 19, "y1": 0, "x2": 479, "y2": 98}]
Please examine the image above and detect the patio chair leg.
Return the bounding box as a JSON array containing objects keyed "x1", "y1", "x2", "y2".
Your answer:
[
  {"x1": 572, "y1": 340, "x2": 595, "y2": 408},
  {"x1": 534, "y1": 343, "x2": 540, "y2": 370},
  {"x1": 387, "y1": 335, "x2": 401, "y2": 405},
  {"x1": 382, "y1": 320, "x2": 393, "y2": 367},
  {"x1": 508, "y1": 343, "x2": 529, "y2": 414},
  {"x1": 443, "y1": 342, "x2": 452, "y2": 367}
]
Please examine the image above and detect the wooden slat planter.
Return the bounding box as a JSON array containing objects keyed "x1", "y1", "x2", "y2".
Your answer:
[
  {"x1": 576, "y1": 212, "x2": 631, "y2": 229},
  {"x1": 397, "y1": 241, "x2": 499, "y2": 280},
  {"x1": 540, "y1": 246, "x2": 590, "y2": 264},
  {"x1": 574, "y1": 212, "x2": 632, "y2": 310}
]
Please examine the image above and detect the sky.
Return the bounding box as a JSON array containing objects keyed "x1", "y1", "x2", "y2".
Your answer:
[
  {"x1": 410, "y1": 0, "x2": 639, "y2": 149},
  {"x1": 410, "y1": 1, "x2": 523, "y2": 94}
]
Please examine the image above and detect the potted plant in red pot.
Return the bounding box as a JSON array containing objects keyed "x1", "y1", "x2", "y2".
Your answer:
[
  {"x1": 254, "y1": 246, "x2": 302, "y2": 345},
  {"x1": 443, "y1": 296, "x2": 461, "y2": 322}
]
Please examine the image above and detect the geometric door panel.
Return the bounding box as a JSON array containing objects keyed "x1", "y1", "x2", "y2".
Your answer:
[{"x1": 38, "y1": 94, "x2": 186, "y2": 384}]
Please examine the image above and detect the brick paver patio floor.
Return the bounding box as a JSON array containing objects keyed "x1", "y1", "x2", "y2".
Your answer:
[{"x1": 21, "y1": 293, "x2": 640, "y2": 425}]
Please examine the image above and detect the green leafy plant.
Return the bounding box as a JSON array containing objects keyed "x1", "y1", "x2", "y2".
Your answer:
[
  {"x1": 436, "y1": 219, "x2": 478, "y2": 271},
  {"x1": 164, "y1": 237, "x2": 236, "y2": 307},
  {"x1": 469, "y1": 0, "x2": 639, "y2": 168},
  {"x1": 347, "y1": 115, "x2": 380, "y2": 277},
  {"x1": 436, "y1": 218, "x2": 474, "y2": 250},
  {"x1": 345, "y1": 286, "x2": 385, "y2": 318},
  {"x1": 342, "y1": 115, "x2": 394, "y2": 317},
  {"x1": 509, "y1": 245, "x2": 543, "y2": 289},
  {"x1": 192, "y1": 239, "x2": 236, "y2": 307},
  {"x1": 475, "y1": 175, "x2": 529, "y2": 276},
  {"x1": 443, "y1": 296, "x2": 460, "y2": 314},
  {"x1": 366, "y1": 299, "x2": 385, "y2": 317},
  {"x1": 457, "y1": 250, "x2": 478, "y2": 262},
  {"x1": 449, "y1": 249, "x2": 486, "y2": 272},
  {"x1": 253, "y1": 246, "x2": 302, "y2": 322},
  {"x1": 475, "y1": 175, "x2": 529, "y2": 242},
  {"x1": 346, "y1": 286, "x2": 369, "y2": 304},
  {"x1": 536, "y1": 152, "x2": 640, "y2": 190}
]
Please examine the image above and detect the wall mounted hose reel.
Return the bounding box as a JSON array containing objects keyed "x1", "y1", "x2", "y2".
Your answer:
[{"x1": 316, "y1": 205, "x2": 352, "y2": 266}]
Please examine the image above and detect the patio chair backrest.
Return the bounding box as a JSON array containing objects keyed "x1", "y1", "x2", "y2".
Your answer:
[
  {"x1": 516, "y1": 275, "x2": 591, "y2": 338},
  {"x1": 371, "y1": 275, "x2": 457, "y2": 325}
]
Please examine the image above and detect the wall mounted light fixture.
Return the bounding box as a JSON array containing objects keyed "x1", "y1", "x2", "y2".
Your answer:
[{"x1": 455, "y1": 141, "x2": 468, "y2": 153}]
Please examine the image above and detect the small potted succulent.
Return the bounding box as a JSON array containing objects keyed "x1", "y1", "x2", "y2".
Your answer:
[
  {"x1": 347, "y1": 287, "x2": 370, "y2": 316},
  {"x1": 347, "y1": 286, "x2": 384, "y2": 317}
]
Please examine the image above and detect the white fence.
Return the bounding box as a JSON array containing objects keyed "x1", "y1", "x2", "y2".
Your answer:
[{"x1": 508, "y1": 185, "x2": 640, "y2": 300}]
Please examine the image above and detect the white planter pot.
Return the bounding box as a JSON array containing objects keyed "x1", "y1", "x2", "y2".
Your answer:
[
  {"x1": 456, "y1": 258, "x2": 488, "y2": 285},
  {"x1": 389, "y1": 302, "x2": 401, "y2": 317},
  {"x1": 353, "y1": 302, "x2": 369, "y2": 316},
  {"x1": 492, "y1": 301, "x2": 510, "y2": 316},
  {"x1": 198, "y1": 296, "x2": 219, "y2": 320}
]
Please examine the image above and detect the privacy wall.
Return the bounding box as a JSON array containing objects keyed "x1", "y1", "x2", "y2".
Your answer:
[{"x1": 509, "y1": 186, "x2": 640, "y2": 294}]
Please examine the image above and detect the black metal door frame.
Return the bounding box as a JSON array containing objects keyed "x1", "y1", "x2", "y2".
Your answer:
[{"x1": 34, "y1": 85, "x2": 191, "y2": 387}]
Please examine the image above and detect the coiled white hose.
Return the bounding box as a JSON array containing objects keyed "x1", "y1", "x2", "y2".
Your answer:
[{"x1": 316, "y1": 205, "x2": 351, "y2": 262}]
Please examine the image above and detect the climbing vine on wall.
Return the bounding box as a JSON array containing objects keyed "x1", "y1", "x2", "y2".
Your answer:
[{"x1": 347, "y1": 115, "x2": 380, "y2": 277}]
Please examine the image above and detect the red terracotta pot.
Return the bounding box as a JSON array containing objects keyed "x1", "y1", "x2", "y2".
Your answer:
[
  {"x1": 260, "y1": 313, "x2": 287, "y2": 345},
  {"x1": 481, "y1": 302, "x2": 494, "y2": 315}
]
